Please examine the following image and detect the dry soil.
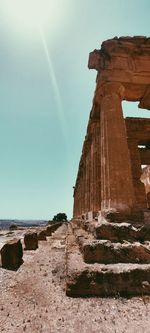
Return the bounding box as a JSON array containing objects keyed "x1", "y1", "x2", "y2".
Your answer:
[{"x1": 0, "y1": 224, "x2": 150, "y2": 333}]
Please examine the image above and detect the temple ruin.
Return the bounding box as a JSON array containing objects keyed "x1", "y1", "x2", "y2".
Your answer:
[
  {"x1": 73, "y1": 36, "x2": 150, "y2": 222},
  {"x1": 66, "y1": 37, "x2": 150, "y2": 297}
]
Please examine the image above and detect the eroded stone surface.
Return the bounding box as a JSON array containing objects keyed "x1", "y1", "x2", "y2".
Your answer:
[
  {"x1": 73, "y1": 36, "x2": 150, "y2": 221},
  {"x1": 95, "y1": 222, "x2": 150, "y2": 242},
  {"x1": 46, "y1": 222, "x2": 63, "y2": 236},
  {"x1": 2, "y1": 224, "x2": 150, "y2": 333},
  {"x1": 1, "y1": 238, "x2": 23, "y2": 270},
  {"x1": 24, "y1": 232, "x2": 38, "y2": 250},
  {"x1": 95, "y1": 222, "x2": 139, "y2": 242},
  {"x1": 82, "y1": 240, "x2": 150, "y2": 264},
  {"x1": 66, "y1": 227, "x2": 150, "y2": 297},
  {"x1": 37, "y1": 229, "x2": 47, "y2": 241}
]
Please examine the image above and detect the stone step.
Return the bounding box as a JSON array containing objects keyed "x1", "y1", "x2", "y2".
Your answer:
[
  {"x1": 66, "y1": 228, "x2": 150, "y2": 297},
  {"x1": 82, "y1": 239, "x2": 150, "y2": 264},
  {"x1": 95, "y1": 222, "x2": 150, "y2": 242}
]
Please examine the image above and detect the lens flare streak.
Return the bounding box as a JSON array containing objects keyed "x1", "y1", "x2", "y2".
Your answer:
[{"x1": 39, "y1": 28, "x2": 68, "y2": 143}]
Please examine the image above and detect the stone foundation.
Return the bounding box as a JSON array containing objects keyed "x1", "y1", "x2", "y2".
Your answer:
[
  {"x1": 66, "y1": 221, "x2": 150, "y2": 297},
  {"x1": 70, "y1": 36, "x2": 150, "y2": 297}
]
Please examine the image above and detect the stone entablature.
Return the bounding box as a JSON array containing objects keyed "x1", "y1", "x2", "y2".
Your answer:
[
  {"x1": 88, "y1": 37, "x2": 150, "y2": 109},
  {"x1": 73, "y1": 37, "x2": 150, "y2": 221}
]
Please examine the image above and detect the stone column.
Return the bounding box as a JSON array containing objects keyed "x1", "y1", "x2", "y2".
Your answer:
[
  {"x1": 84, "y1": 138, "x2": 91, "y2": 218},
  {"x1": 75, "y1": 185, "x2": 78, "y2": 218},
  {"x1": 81, "y1": 161, "x2": 86, "y2": 217},
  {"x1": 100, "y1": 82, "x2": 136, "y2": 221},
  {"x1": 91, "y1": 120, "x2": 101, "y2": 215},
  {"x1": 78, "y1": 181, "x2": 81, "y2": 217},
  {"x1": 76, "y1": 182, "x2": 80, "y2": 218},
  {"x1": 95, "y1": 121, "x2": 101, "y2": 213},
  {"x1": 73, "y1": 189, "x2": 76, "y2": 218},
  {"x1": 80, "y1": 165, "x2": 85, "y2": 218},
  {"x1": 90, "y1": 126, "x2": 94, "y2": 214},
  {"x1": 73, "y1": 186, "x2": 77, "y2": 218},
  {"x1": 88, "y1": 138, "x2": 92, "y2": 217},
  {"x1": 127, "y1": 138, "x2": 147, "y2": 209},
  {"x1": 84, "y1": 148, "x2": 88, "y2": 217}
]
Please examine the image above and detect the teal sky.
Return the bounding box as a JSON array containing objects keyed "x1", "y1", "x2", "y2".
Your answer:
[{"x1": 0, "y1": 0, "x2": 149, "y2": 220}]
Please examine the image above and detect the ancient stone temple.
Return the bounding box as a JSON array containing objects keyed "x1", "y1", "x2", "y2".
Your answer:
[
  {"x1": 66, "y1": 37, "x2": 150, "y2": 297},
  {"x1": 73, "y1": 36, "x2": 150, "y2": 222}
]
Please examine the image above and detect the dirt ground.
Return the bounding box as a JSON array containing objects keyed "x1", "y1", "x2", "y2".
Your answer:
[{"x1": 1, "y1": 224, "x2": 150, "y2": 333}]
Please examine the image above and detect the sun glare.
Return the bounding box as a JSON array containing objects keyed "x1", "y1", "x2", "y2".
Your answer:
[
  {"x1": 1, "y1": 0, "x2": 68, "y2": 141},
  {"x1": 1, "y1": 0, "x2": 65, "y2": 37}
]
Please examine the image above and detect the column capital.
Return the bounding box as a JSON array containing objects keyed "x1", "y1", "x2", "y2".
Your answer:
[{"x1": 101, "y1": 82, "x2": 125, "y2": 99}]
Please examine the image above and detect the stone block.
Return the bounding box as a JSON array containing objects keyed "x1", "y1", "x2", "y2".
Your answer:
[
  {"x1": 95, "y1": 222, "x2": 150, "y2": 243},
  {"x1": 46, "y1": 225, "x2": 53, "y2": 236},
  {"x1": 1, "y1": 239, "x2": 23, "y2": 270},
  {"x1": 95, "y1": 222, "x2": 139, "y2": 242},
  {"x1": 82, "y1": 239, "x2": 150, "y2": 264},
  {"x1": 66, "y1": 229, "x2": 150, "y2": 297},
  {"x1": 24, "y1": 232, "x2": 38, "y2": 250},
  {"x1": 46, "y1": 222, "x2": 63, "y2": 236},
  {"x1": 37, "y1": 229, "x2": 47, "y2": 241}
]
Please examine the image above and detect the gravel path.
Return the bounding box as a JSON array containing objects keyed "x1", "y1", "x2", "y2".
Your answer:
[{"x1": 0, "y1": 224, "x2": 150, "y2": 333}]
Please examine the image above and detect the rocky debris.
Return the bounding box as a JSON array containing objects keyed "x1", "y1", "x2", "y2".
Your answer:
[
  {"x1": 37, "y1": 229, "x2": 47, "y2": 241},
  {"x1": 24, "y1": 232, "x2": 38, "y2": 250},
  {"x1": 82, "y1": 239, "x2": 150, "y2": 264},
  {"x1": 1, "y1": 238, "x2": 23, "y2": 270},
  {"x1": 66, "y1": 226, "x2": 150, "y2": 297}
]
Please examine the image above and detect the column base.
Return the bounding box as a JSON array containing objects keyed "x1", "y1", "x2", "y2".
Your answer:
[{"x1": 101, "y1": 208, "x2": 144, "y2": 224}]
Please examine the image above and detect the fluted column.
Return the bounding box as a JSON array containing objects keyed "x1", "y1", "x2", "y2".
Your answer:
[
  {"x1": 90, "y1": 126, "x2": 94, "y2": 213},
  {"x1": 82, "y1": 162, "x2": 86, "y2": 216},
  {"x1": 90, "y1": 120, "x2": 101, "y2": 214},
  {"x1": 73, "y1": 186, "x2": 77, "y2": 218},
  {"x1": 73, "y1": 188, "x2": 76, "y2": 218},
  {"x1": 100, "y1": 82, "x2": 136, "y2": 220},
  {"x1": 75, "y1": 184, "x2": 79, "y2": 218},
  {"x1": 80, "y1": 166, "x2": 85, "y2": 217},
  {"x1": 95, "y1": 121, "x2": 101, "y2": 213},
  {"x1": 84, "y1": 138, "x2": 91, "y2": 216},
  {"x1": 88, "y1": 140, "x2": 92, "y2": 214},
  {"x1": 84, "y1": 152, "x2": 88, "y2": 216}
]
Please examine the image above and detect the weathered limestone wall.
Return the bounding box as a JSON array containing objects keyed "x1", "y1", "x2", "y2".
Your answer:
[{"x1": 73, "y1": 37, "x2": 150, "y2": 221}]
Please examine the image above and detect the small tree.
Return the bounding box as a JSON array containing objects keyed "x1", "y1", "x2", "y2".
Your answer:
[{"x1": 53, "y1": 213, "x2": 67, "y2": 222}]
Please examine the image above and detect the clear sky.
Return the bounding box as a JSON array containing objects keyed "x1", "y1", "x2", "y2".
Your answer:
[{"x1": 0, "y1": 0, "x2": 149, "y2": 220}]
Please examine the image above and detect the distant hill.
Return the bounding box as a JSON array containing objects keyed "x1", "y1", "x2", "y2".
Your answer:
[{"x1": 0, "y1": 220, "x2": 48, "y2": 230}]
